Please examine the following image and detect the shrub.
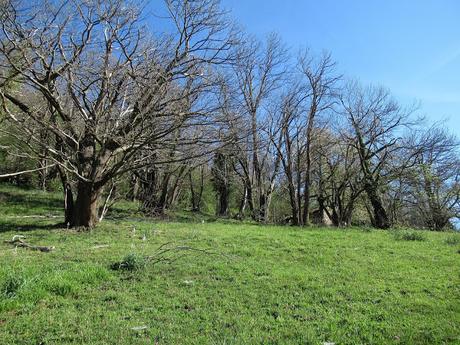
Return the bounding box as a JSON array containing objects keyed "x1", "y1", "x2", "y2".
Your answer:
[
  {"x1": 393, "y1": 230, "x2": 426, "y2": 242},
  {"x1": 1, "y1": 274, "x2": 25, "y2": 298},
  {"x1": 444, "y1": 235, "x2": 460, "y2": 246},
  {"x1": 111, "y1": 253, "x2": 146, "y2": 271}
]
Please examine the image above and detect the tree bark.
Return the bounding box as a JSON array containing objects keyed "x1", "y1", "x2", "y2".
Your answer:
[
  {"x1": 128, "y1": 173, "x2": 139, "y2": 201},
  {"x1": 302, "y1": 115, "x2": 314, "y2": 226},
  {"x1": 189, "y1": 171, "x2": 198, "y2": 211},
  {"x1": 216, "y1": 184, "x2": 230, "y2": 217},
  {"x1": 365, "y1": 182, "x2": 390, "y2": 229},
  {"x1": 72, "y1": 181, "x2": 101, "y2": 228},
  {"x1": 64, "y1": 183, "x2": 74, "y2": 227},
  {"x1": 237, "y1": 185, "x2": 248, "y2": 219}
]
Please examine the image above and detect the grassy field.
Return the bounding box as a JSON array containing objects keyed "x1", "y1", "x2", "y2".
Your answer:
[{"x1": 0, "y1": 185, "x2": 459, "y2": 344}]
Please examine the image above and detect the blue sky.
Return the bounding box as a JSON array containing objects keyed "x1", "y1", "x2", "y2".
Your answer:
[{"x1": 221, "y1": 0, "x2": 460, "y2": 135}]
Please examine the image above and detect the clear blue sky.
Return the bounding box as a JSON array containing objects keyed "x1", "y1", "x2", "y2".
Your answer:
[{"x1": 221, "y1": 0, "x2": 460, "y2": 135}]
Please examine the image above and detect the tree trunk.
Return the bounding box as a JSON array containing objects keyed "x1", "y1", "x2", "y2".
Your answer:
[
  {"x1": 64, "y1": 183, "x2": 74, "y2": 227},
  {"x1": 158, "y1": 174, "x2": 171, "y2": 211},
  {"x1": 259, "y1": 193, "x2": 268, "y2": 222},
  {"x1": 216, "y1": 184, "x2": 230, "y2": 217},
  {"x1": 302, "y1": 144, "x2": 312, "y2": 226},
  {"x1": 237, "y1": 185, "x2": 248, "y2": 219},
  {"x1": 237, "y1": 181, "x2": 255, "y2": 220},
  {"x1": 287, "y1": 180, "x2": 299, "y2": 226},
  {"x1": 72, "y1": 181, "x2": 101, "y2": 228},
  {"x1": 189, "y1": 171, "x2": 198, "y2": 211},
  {"x1": 365, "y1": 183, "x2": 390, "y2": 229},
  {"x1": 128, "y1": 173, "x2": 139, "y2": 201},
  {"x1": 303, "y1": 175, "x2": 311, "y2": 226}
]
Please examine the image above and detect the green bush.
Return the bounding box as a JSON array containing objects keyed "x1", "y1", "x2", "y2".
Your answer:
[
  {"x1": 393, "y1": 230, "x2": 426, "y2": 241},
  {"x1": 110, "y1": 253, "x2": 146, "y2": 271},
  {"x1": 444, "y1": 235, "x2": 460, "y2": 246}
]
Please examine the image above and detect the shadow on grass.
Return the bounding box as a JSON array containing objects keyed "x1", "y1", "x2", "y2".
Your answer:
[
  {"x1": 0, "y1": 191, "x2": 62, "y2": 211},
  {"x1": 165, "y1": 210, "x2": 255, "y2": 225},
  {"x1": 0, "y1": 188, "x2": 65, "y2": 233},
  {"x1": 0, "y1": 220, "x2": 65, "y2": 233},
  {"x1": 104, "y1": 206, "x2": 143, "y2": 221}
]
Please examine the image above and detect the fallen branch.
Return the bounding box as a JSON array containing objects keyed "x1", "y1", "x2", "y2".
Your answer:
[
  {"x1": 4, "y1": 235, "x2": 55, "y2": 252},
  {"x1": 111, "y1": 242, "x2": 232, "y2": 271},
  {"x1": 146, "y1": 242, "x2": 230, "y2": 265}
]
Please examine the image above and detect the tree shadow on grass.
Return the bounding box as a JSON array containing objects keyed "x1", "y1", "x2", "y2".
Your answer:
[
  {"x1": 104, "y1": 206, "x2": 143, "y2": 221},
  {"x1": 0, "y1": 189, "x2": 64, "y2": 233},
  {"x1": 0, "y1": 220, "x2": 65, "y2": 233},
  {"x1": 0, "y1": 191, "x2": 62, "y2": 212}
]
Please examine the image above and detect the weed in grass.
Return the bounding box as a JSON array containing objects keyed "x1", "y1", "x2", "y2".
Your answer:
[
  {"x1": 444, "y1": 234, "x2": 460, "y2": 246},
  {"x1": 393, "y1": 230, "x2": 426, "y2": 241},
  {"x1": 110, "y1": 253, "x2": 146, "y2": 271},
  {"x1": 1, "y1": 274, "x2": 25, "y2": 299},
  {"x1": 43, "y1": 275, "x2": 78, "y2": 297}
]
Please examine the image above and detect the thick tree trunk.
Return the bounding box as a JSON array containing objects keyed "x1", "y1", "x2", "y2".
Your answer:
[
  {"x1": 158, "y1": 174, "x2": 171, "y2": 212},
  {"x1": 365, "y1": 183, "x2": 390, "y2": 229},
  {"x1": 216, "y1": 184, "x2": 230, "y2": 217},
  {"x1": 72, "y1": 181, "x2": 101, "y2": 228},
  {"x1": 64, "y1": 183, "x2": 74, "y2": 227},
  {"x1": 189, "y1": 166, "x2": 205, "y2": 212},
  {"x1": 237, "y1": 182, "x2": 256, "y2": 220},
  {"x1": 259, "y1": 194, "x2": 267, "y2": 222}
]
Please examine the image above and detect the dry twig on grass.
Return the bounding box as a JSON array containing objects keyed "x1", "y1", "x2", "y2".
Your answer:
[
  {"x1": 4, "y1": 235, "x2": 55, "y2": 252},
  {"x1": 146, "y1": 242, "x2": 229, "y2": 265}
]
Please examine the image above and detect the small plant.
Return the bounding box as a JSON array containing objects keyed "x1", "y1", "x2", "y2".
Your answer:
[
  {"x1": 444, "y1": 235, "x2": 460, "y2": 246},
  {"x1": 1, "y1": 274, "x2": 25, "y2": 298},
  {"x1": 393, "y1": 230, "x2": 426, "y2": 242},
  {"x1": 111, "y1": 253, "x2": 146, "y2": 271},
  {"x1": 44, "y1": 278, "x2": 76, "y2": 297}
]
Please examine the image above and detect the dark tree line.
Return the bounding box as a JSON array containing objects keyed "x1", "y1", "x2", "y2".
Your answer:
[{"x1": 1, "y1": 0, "x2": 458, "y2": 230}]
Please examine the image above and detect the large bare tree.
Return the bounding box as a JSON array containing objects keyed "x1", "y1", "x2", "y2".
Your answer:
[
  {"x1": 339, "y1": 81, "x2": 415, "y2": 229},
  {"x1": 232, "y1": 33, "x2": 287, "y2": 222},
  {"x1": 0, "y1": 0, "x2": 236, "y2": 227},
  {"x1": 406, "y1": 125, "x2": 460, "y2": 230},
  {"x1": 298, "y1": 49, "x2": 340, "y2": 225}
]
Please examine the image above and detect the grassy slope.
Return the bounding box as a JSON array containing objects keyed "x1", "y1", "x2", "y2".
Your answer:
[{"x1": 0, "y1": 185, "x2": 459, "y2": 345}]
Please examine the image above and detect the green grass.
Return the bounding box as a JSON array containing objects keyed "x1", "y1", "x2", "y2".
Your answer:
[
  {"x1": 392, "y1": 229, "x2": 427, "y2": 242},
  {"x1": 0, "y1": 185, "x2": 459, "y2": 344}
]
